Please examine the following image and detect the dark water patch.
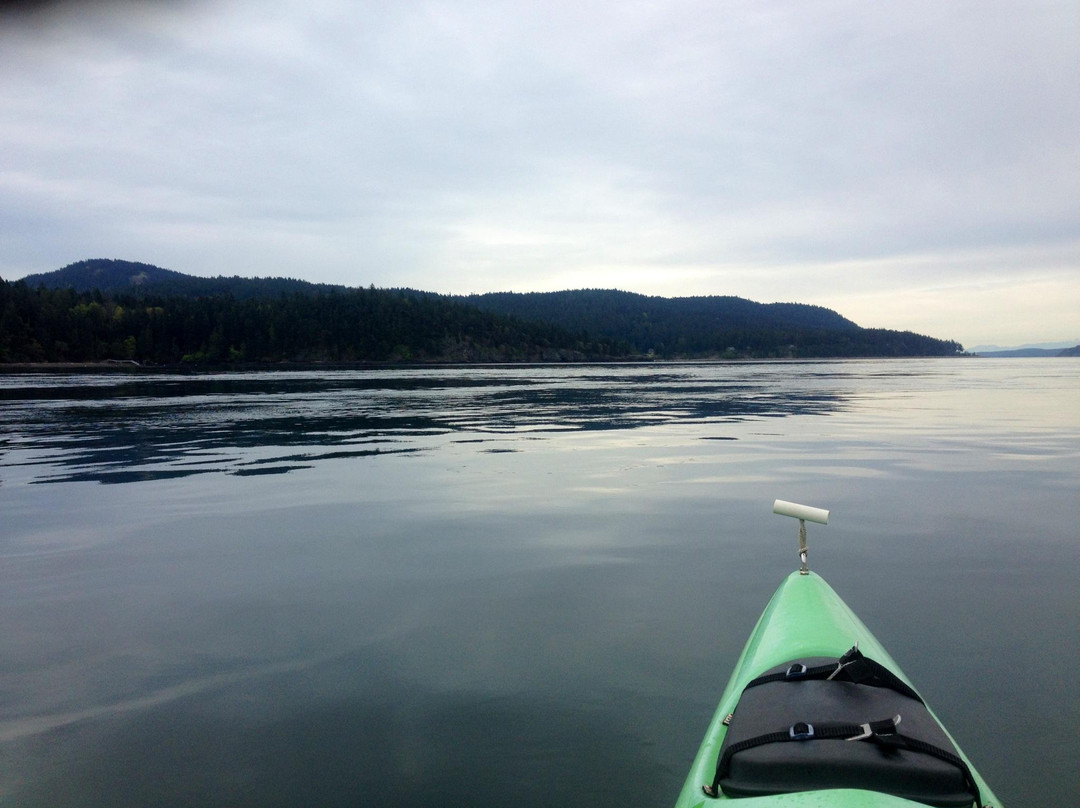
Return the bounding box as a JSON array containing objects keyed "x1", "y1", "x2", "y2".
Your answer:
[
  {"x1": 231, "y1": 465, "x2": 313, "y2": 477},
  {"x1": 29, "y1": 468, "x2": 210, "y2": 485},
  {"x1": 237, "y1": 448, "x2": 420, "y2": 466}
]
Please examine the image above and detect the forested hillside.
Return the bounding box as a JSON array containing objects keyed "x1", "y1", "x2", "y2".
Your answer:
[
  {"x1": 1, "y1": 260, "x2": 964, "y2": 363},
  {"x1": 467, "y1": 289, "x2": 859, "y2": 333},
  {"x1": 0, "y1": 281, "x2": 606, "y2": 364},
  {"x1": 465, "y1": 290, "x2": 959, "y2": 357}
]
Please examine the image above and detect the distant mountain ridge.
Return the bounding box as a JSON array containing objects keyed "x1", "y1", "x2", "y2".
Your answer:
[
  {"x1": 973, "y1": 346, "x2": 1080, "y2": 358},
  {"x1": 969, "y1": 340, "x2": 1079, "y2": 353},
  {"x1": 19, "y1": 258, "x2": 346, "y2": 299},
  {"x1": 4, "y1": 258, "x2": 965, "y2": 362}
]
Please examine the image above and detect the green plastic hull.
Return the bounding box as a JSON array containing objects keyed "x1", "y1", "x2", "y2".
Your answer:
[{"x1": 673, "y1": 571, "x2": 1001, "y2": 807}]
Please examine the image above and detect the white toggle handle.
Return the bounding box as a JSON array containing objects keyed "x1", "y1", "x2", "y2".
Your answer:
[{"x1": 773, "y1": 500, "x2": 830, "y2": 524}]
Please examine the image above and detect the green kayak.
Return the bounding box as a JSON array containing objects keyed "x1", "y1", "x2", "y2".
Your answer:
[{"x1": 674, "y1": 502, "x2": 1002, "y2": 808}]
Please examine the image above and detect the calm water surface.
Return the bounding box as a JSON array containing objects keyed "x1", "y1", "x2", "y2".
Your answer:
[{"x1": 1, "y1": 360, "x2": 1077, "y2": 807}]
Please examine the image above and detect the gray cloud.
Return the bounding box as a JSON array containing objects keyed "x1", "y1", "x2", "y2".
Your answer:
[{"x1": 2, "y1": 0, "x2": 1077, "y2": 345}]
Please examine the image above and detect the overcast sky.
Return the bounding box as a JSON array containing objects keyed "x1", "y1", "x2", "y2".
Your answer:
[{"x1": 2, "y1": 0, "x2": 1077, "y2": 348}]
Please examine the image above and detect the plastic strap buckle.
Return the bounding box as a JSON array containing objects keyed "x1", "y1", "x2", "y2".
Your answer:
[
  {"x1": 789, "y1": 722, "x2": 815, "y2": 740},
  {"x1": 828, "y1": 643, "x2": 871, "y2": 682},
  {"x1": 847, "y1": 714, "x2": 901, "y2": 742}
]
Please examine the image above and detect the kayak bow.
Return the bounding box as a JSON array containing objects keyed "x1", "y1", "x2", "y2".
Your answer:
[{"x1": 674, "y1": 503, "x2": 1002, "y2": 808}]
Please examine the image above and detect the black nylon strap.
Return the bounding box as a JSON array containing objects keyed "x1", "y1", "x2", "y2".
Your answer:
[
  {"x1": 741, "y1": 661, "x2": 839, "y2": 687},
  {"x1": 706, "y1": 717, "x2": 983, "y2": 808},
  {"x1": 713, "y1": 721, "x2": 869, "y2": 783},
  {"x1": 901, "y1": 734, "x2": 984, "y2": 808},
  {"x1": 742, "y1": 646, "x2": 925, "y2": 705}
]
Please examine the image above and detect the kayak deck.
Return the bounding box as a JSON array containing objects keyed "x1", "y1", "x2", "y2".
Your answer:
[{"x1": 673, "y1": 572, "x2": 1001, "y2": 807}]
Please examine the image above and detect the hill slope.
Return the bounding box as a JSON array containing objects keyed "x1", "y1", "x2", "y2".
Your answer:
[
  {"x1": 468, "y1": 289, "x2": 859, "y2": 332},
  {"x1": 464, "y1": 289, "x2": 861, "y2": 356},
  {"x1": 20, "y1": 258, "x2": 345, "y2": 299}
]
